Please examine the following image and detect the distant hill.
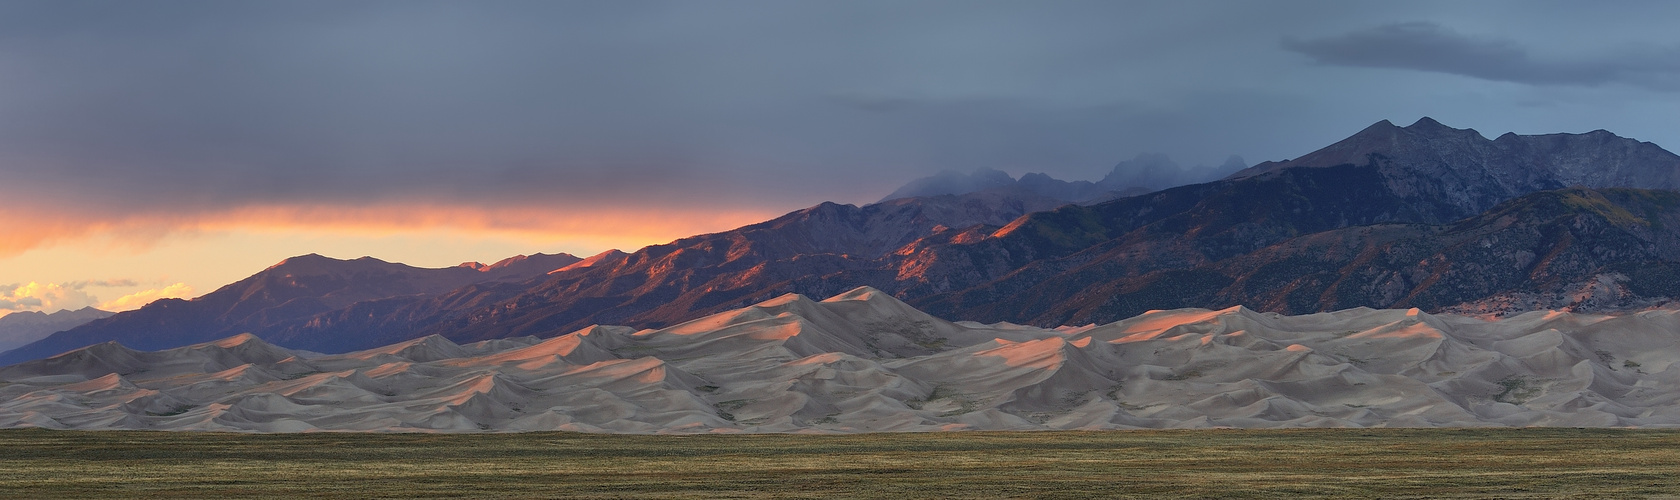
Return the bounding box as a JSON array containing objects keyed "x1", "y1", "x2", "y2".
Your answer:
[
  {"x1": 0, "y1": 253, "x2": 579, "y2": 365},
  {"x1": 0, "y1": 307, "x2": 113, "y2": 352}
]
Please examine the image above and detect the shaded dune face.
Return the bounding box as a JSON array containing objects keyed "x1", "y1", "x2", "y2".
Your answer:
[{"x1": 5, "y1": 287, "x2": 1680, "y2": 433}]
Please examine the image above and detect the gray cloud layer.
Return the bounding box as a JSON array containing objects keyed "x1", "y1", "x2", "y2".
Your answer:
[
  {"x1": 1283, "y1": 21, "x2": 1680, "y2": 90},
  {"x1": 2, "y1": 1, "x2": 1680, "y2": 218}
]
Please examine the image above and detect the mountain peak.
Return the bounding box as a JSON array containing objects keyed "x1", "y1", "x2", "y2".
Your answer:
[
  {"x1": 454, "y1": 253, "x2": 584, "y2": 279},
  {"x1": 0, "y1": 306, "x2": 116, "y2": 352},
  {"x1": 1229, "y1": 117, "x2": 1673, "y2": 190},
  {"x1": 1407, "y1": 116, "x2": 1445, "y2": 130},
  {"x1": 1404, "y1": 116, "x2": 1483, "y2": 139},
  {"x1": 266, "y1": 253, "x2": 393, "y2": 275},
  {"x1": 554, "y1": 249, "x2": 627, "y2": 274},
  {"x1": 1357, "y1": 119, "x2": 1399, "y2": 134},
  {"x1": 269, "y1": 253, "x2": 329, "y2": 268}
]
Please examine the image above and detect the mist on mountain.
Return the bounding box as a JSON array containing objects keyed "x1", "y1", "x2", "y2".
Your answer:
[{"x1": 880, "y1": 154, "x2": 1247, "y2": 203}]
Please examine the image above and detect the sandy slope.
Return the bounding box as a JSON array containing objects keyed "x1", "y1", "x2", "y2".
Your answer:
[{"x1": 4, "y1": 287, "x2": 1680, "y2": 433}]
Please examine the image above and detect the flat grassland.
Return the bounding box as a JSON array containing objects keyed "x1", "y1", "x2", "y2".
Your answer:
[{"x1": 2, "y1": 428, "x2": 1678, "y2": 498}]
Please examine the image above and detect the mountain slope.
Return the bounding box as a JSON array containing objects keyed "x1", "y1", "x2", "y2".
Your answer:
[
  {"x1": 0, "y1": 253, "x2": 580, "y2": 365},
  {"x1": 889, "y1": 119, "x2": 1680, "y2": 325},
  {"x1": 284, "y1": 115, "x2": 1680, "y2": 352},
  {"x1": 922, "y1": 187, "x2": 1680, "y2": 325},
  {"x1": 400, "y1": 140, "x2": 1508, "y2": 348},
  {"x1": 261, "y1": 192, "x2": 1074, "y2": 351},
  {"x1": 1230, "y1": 117, "x2": 1680, "y2": 215}
]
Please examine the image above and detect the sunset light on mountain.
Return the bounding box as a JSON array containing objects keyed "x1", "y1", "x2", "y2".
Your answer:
[{"x1": 7, "y1": 2, "x2": 1680, "y2": 496}]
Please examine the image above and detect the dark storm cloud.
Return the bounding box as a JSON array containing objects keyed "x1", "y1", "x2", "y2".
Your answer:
[
  {"x1": 4, "y1": 0, "x2": 1267, "y2": 212},
  {"x1": 3, "y1": 0, "x2": 1680, "y2": 224},
  {"x1": 1283, "y1": 22, "x2": 1680, "y2": 90}
]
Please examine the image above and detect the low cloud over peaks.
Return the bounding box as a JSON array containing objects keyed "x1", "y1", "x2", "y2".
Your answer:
[
  {"x1": 0, "y1": 282, "x2": 98, "y2": 315},
  {"x1": 64, "y1": 279, "x2": 139, "y2": 289},
  {"x1": 98, "y1": 283, "x2": 194, "y2": 312},
  {"x1": 0, "y1": 280, "x2": 194, "y2": 317},
  {"x1": 1283, "y1": 22, "x2": 1680, "y2": 90}
]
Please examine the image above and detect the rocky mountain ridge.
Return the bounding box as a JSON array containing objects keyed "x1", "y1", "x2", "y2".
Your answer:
[{"x1": 1230, "y1": 117, "x2": 1680, "y2": 216}]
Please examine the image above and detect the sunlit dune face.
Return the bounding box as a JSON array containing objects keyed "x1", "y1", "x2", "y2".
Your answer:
[
  {"x1": 1346, "y1": 322, "x2": 1446, "y2": 340},
  {"x1": 749, "y1": 319, "x2": 807, "y2": 341},
  {"x1": 462, "y1": 375, "x2": 501, "y2": 395},
  {"x1": 363, "y1": 362, "x2": 414, "y2": 378},
  {"x1": 206, "y1": 333, "x2": 261, "y2": 349},
  {"x1": 978, "y1": 337, "x2": 1067, "y2": 369},
  {"x1": 787, "y1": 352, "x2": 845, "y2": 366},
  {"x1": 528, "y1": 335, "x2": 584, "y2": 357},
  {"x1": 563, "y1": 357, "x2": 667, "y2": 384},
  {"x1": 449, "y1": 335, "x2": 586, "y2": 369},
  {"x1": 1111, "y1": 309, "x2": 1229, "y2": 341}
]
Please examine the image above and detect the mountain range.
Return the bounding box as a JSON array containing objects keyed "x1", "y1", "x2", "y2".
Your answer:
[
  {"x1": 0, "y1": 253, "x2": 580, "y2": 363},
  {"x1": 7, "y1": 117, "x2": 1680, "y2": 366},
  {"x1": 0, "y1": 307, "x2": 113, "y2": 353}
]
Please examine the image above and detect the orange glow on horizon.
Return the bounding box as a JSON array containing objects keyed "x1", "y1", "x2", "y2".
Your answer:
[
  {"x1": 98, "y1": 283, "x2": 196, "y2": 312},
  {"x1": 0, "y1": 202, "x2": 787, "y2": 258},
  {"x1": 0, "y1": 201, "x2": 792, "y2": 315}
]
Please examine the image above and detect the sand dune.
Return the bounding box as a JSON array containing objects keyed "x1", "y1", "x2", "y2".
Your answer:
[{"x1": 5, "y1": 287, "x2": 1680, "y2": 433}]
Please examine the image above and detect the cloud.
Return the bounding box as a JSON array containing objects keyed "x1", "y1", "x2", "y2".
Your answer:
[
  {"x1": 0, "y1": 202, "x2": 783, "y2": 258},
  {"x1": 0, "y1": 279, "x2": 195, "y2": 317},
  {"x1": 3, "y1": 2, "x2": 1680, "y2": 263},
  {"x1": 64, "y1": 279, "x2": 139, "y2": 289},
  {"x1": 0, "y1": 282, "x2": 99, "y2": 315},
  {"x1": 1282, "y1": 22, "x2": 1680, "y2": 90},
  {"x1": 0, "y1": 1, "x2": 1314, "y2": 230},
  {"x1": 98, "y1": 283, "x2": 194, "y2": 312}
]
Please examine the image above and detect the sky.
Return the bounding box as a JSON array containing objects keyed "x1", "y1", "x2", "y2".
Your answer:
[{"x1": 5, "y1": 0, "x2": 1680, "y2": 316}]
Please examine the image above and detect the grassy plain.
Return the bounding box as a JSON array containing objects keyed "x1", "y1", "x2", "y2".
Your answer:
[{"x1": 2, "y1": 427, "x2": 1678, "y2": 498}]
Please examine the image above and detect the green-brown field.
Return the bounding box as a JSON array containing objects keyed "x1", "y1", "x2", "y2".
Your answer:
[{"x1": 2, "y1": 428, "x2": 1679, "y2": 498}]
